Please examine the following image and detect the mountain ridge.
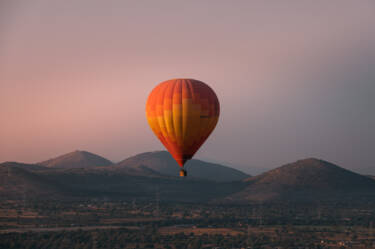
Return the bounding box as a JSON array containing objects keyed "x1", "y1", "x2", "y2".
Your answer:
[
  {"x1": 224, "y1": 158, "x2": 375, "y2": 203},
  {"x1": 39, "y1": 150, "x2": 113, "y2": 169},
  {"x1": 115, "y1": 151, "x2": 250, "y2": 182},
  {"x1": 2, "y1": 153, "x2": 375, "y2": 204}
]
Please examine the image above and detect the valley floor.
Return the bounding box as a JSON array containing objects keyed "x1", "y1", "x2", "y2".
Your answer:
[{"x1": 1, "y1": 200, "x2": 375, "y2": 249}]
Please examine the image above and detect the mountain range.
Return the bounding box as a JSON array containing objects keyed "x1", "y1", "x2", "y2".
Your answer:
[{"x1": 1, "y1": 151, "x2": 375, "y2": 203}]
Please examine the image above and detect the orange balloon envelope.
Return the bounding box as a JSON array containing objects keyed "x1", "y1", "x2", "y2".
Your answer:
[{"x1": 146, "y1": 79, "x2": 220, "y2": 168}]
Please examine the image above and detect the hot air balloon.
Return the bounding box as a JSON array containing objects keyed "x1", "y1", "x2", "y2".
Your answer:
[{"x1": 146, "y1": 79, "x2": 220, "y2": 177}]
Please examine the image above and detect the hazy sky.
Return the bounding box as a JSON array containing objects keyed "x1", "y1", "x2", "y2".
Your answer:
[{"x1": 1, "y1": 1, "x2": 374, "y2": 175}]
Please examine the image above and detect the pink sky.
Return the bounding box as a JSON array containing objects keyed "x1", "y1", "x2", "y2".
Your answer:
[{"x1": 1, "y1": 1, "x2": 374, "y2": 174}]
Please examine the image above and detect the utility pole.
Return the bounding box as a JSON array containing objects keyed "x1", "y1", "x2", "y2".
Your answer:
[
  {"x1": 155, "y1": 185, "x2": 160, "y2": 218},
  {"x1": 259, "y1": 202, "x2": 263, "y2": 226},
  {"x1": 317, "y1": 201, "x2": 321, "y2": 221},
  {"x1": 247, "y1": 209, "x2": 250, "y2": 248},
  {"x1": 132, "y1": 198, "x2": 136, "y2": 210},
  {"x1": 370, "y1": 221, "x2": 373, "y2": 238},
  {"x1": 318, "y1": 206, "x2": 321, "y2": 220}
]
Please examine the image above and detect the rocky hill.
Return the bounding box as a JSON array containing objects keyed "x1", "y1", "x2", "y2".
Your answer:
[
  {"x1": 224, "y1": 158, "x2": 375, "y2": 202},
  {"x1": 39, "y1": 150, "x2": 113, "y2": 169},
  {"x1": 0, "y1": 162, "x2": 67, "y2": 200}
]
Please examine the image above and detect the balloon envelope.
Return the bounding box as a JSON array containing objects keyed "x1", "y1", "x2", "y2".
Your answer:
[{"x1": 146, "y1": 79, "x2": 220, "y2": 167}]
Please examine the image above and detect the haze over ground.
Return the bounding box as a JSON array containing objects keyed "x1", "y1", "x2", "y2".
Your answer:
[{"x1": 1, "y1": 1, "x2": 374, "y2": 175}]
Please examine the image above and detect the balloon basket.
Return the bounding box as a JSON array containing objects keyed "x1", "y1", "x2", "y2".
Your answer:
[{"x1": 179, "y1": 169, "x2": 187, "y2": 177}]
